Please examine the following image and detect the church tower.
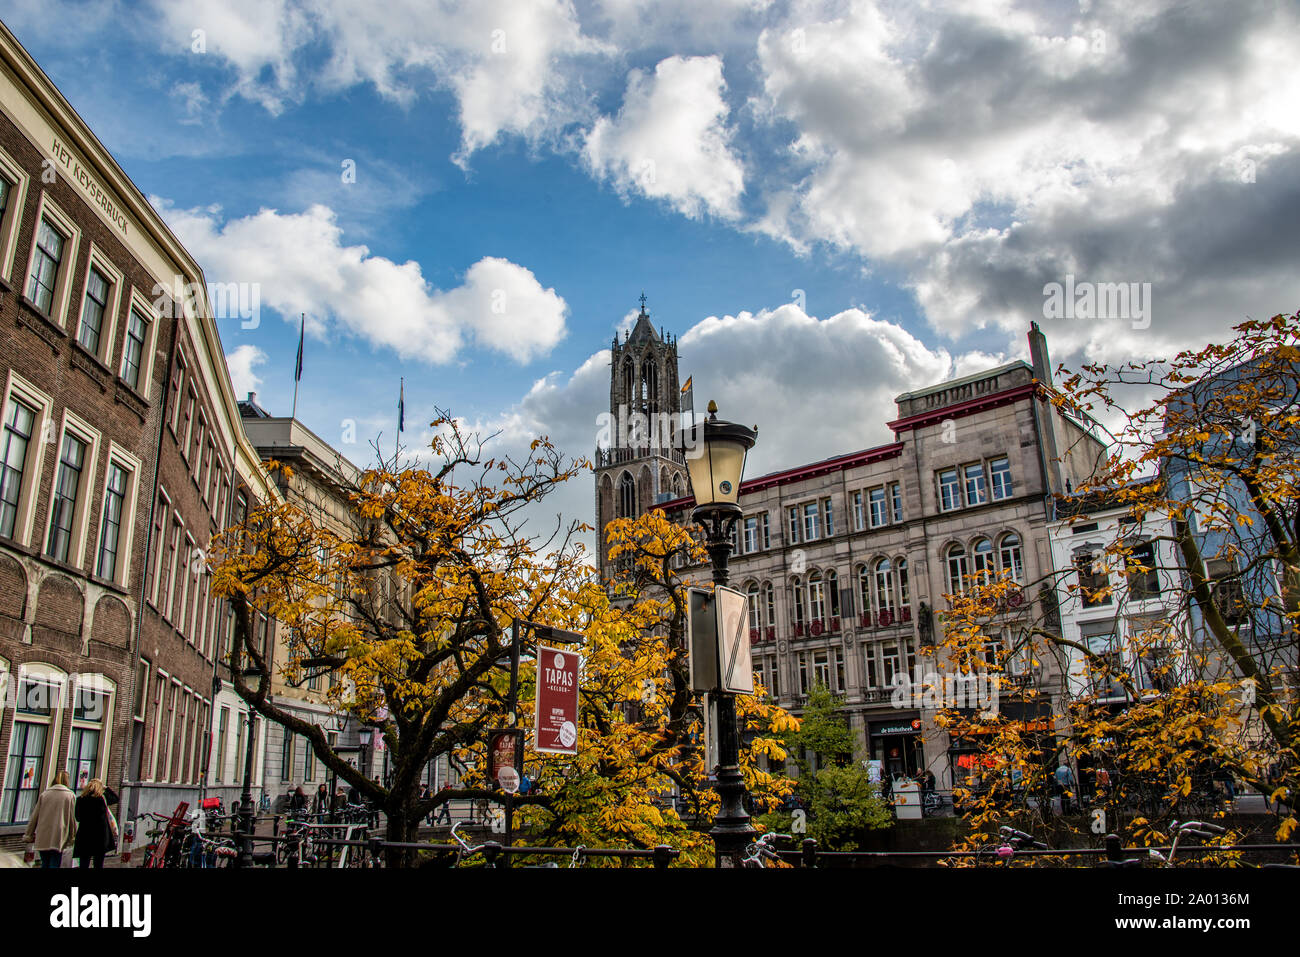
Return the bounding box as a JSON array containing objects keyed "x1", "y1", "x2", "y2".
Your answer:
[{"x1": 595, "y1": 295, "x2": 688, "y2": 579}]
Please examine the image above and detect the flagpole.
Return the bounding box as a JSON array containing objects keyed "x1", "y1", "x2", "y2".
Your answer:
[{"x1": 396, "y1": 377, "x2": 404, "y2": 464}]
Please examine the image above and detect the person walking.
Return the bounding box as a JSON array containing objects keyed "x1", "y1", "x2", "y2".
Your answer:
[
  {"x1": 1055, "y1": 761, "x2": 1076, "y2": 815},
  {"x1": 73, "y1": 779, "x2": 119, "y2": 868},
  {"x1": 314, "y1": 783, "x2": 329, "y2": 821},
  {"x1": 24, "y1": 771, "x2": 77, "y2": 868}
]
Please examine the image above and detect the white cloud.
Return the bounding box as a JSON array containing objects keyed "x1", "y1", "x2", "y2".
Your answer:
[
  {"x1": 148, "y1": 0, "x2": 609, "y2": 162},
  {"x1": 751, "y1": 0, "x2": 1300, "y2": 364},
  {"x1": 158, "y1": 200, "x2": 567, "y2": 364},
  {"x1": 584, "y1": 55, "x2": 746, "y2": 220},
  {"x1": 226, "y1": 343, "x2": 268, "y2": 397}
]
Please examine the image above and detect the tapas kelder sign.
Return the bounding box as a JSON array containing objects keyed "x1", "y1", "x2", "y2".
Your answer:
[{"x1": 535, "y1": 645, "x2": 580, "y2": 754}]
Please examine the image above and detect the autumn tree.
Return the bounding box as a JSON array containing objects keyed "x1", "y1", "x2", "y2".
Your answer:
[
  {"x1": 212, "y1": 415, "x2": 595, "y2": 865},
  {"x1": 212, "y1": 418, "x2": 796, "y2": 866},
  {"x1": 933, "y1": 312, "x2": 1300, "y2": 856}
]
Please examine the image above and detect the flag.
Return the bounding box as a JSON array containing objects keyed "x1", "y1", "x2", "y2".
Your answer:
[
  {"x1": 680, "y1": 375, "x2": 693, "y2": 416},
  {"x1": 398, "y1": 378, "x2": 405, "y2": 433},
  {"x1": 294, "y1": 314, "x2": 305, "y2": 382}
]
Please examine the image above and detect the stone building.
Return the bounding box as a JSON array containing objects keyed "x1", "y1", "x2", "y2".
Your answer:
[
  {"x1": 237, "y1": 395, "x2": 362, "y2": 807},
  {"x1": 594, "y1": 300, "x2": 688, "y2": 580},
  {"x1": 0, "y1": 22, "x2": 279, "y2": 842},
  {"x1": 598, "y1": 315, "x2": 1108, "y2": 792}
]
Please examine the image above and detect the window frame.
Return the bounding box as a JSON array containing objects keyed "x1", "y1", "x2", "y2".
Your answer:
[
  {"x1": 93, "y1": 443, "x2": 142, "y2": 586},
  {"x1": 0, "y1": 372, "x2": 53, "y2": 547},
  {"x1": 23, "y1": 193, "x2": 81, "y2": 325},
  {"x1": 120, "y1": 288, "x2": 161, "y2": 396},
  {"x1": 0, "y1": 147, "x2": 32, "y2": 285},
  {"x1": 44, "y1": 410, "x2": 101, "y2": 569},
  {"x1": 73, "y1": 244, "x2": 124, "y2": 366}
]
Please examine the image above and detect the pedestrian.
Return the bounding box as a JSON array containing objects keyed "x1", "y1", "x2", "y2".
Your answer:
[
  {"x1": 72, "y1": 778, "x2": 119, "y2": 868},
  {"x1": 289, "y1": 785, "x2": 308, "y2": 816},
  {"x1": 24, "y1": 771, "x2": 77, "y2": 868},
  {"x1": 1055, "y1": 762, "x2": 1076, "y2": 815},
  {"x1": 314, "y1": 783, "x2": 329, "y2": 820},
  {"x1": 435, "y1": 784, "x2": 452, "y2": 825}
]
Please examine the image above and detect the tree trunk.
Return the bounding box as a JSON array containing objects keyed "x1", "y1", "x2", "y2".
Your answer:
[{"x1": 383, "y1": 798, "x2": 421, "y2": 868}]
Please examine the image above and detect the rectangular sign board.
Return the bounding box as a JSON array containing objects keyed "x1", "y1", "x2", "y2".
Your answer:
[
  {"x1": 714, "y1": 584, "x2": 754, "y2": 694},
  {"x1": 534, "y1": 644, "x2": 580, "y2": 754},
  {"x1": 687, "y1": 587, "x2": 719, "y2": 694}
]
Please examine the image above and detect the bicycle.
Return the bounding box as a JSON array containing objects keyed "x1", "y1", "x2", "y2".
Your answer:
[
  {"x1": 741, "y1": 832, "x2": 790, "y2": 868},
  {"x1": 974, "y1": 825, "x2": 1047, "y2": 866},
  {"x1": 450, "y1": 821, "x2": 488, "y2": 867},
  {"x1": 277, "y1": 817, "x2": 320, "y2": 867}
]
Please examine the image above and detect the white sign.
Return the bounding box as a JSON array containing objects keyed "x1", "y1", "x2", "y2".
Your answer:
[
  {"x1": 715, "y1": 585, "x2": 754, "y2": 694},
  {"x1": 497, "y1": 767, "x2": 520, "y2": 794}
]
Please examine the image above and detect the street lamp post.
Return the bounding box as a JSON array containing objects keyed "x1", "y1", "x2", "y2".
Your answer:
[
  {"x1": 683, "y1": 400, "x2": 758, "y2": 868},
  {"x1": 237, "y1": 710, "x2": 258, "y2": 867}
]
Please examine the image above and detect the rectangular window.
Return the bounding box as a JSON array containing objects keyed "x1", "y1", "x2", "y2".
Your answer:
[
  {"x1": 939, "y1": 469, "x2": 961, "y2": 511},
  {"x1": 280, "y1": 732, "x2": 294, "y2": 782},
  {"x1": 144, "y1": 671, "x2": 165, "y2": 780},
  {"x1": 77, "y1": 266, "x2": 110, "y2": 355},
  {"x1": 214, "y1": 708, "x2": 229, "y2": 784},
  {"x1": 964, "y1": 463, "x2": 987, "y2": 506},
  {"x1": 787, "y1": 506, "x2": 799, "y2": 544},
  {"x1": 852, "y1": 491, "x2": 864, "y2": 531},
  {"x1": 46, "y1": 432, "x2": 86, "y2": 563},
  {"x1": 1, "y1": 719, "x2": 48, "y2": 824},
  {"x1": 823, "y1": 498, "x2": 834, "y2": 536},
  {"x1": 1075, "y1": 551, "x2": 1112, "y2": 607},
  {"x1": 120, "y1": 308, "x2": 148, "y2": 390},
  {"x1": 802, "y1": 502, "x2": 819, "y2": 541},
  {"x1": 761, "y1": 512, "x2": 770, "y2": 549},
  {"x1": 890, "y1": 482, "x2": 903, "y2": 522},
  {"x1": 869, "y1": 487, "x2": 887, "y2": 527},
  {"x1": 182, "y1": 388, "x2": 196, "y2": 457},
  {"x1": 95, "y1": 460, "x2": 129, "y2": 580},
  {"x1": 0, "y1": 398, "x2": 36, "y2": 539},
  {"x1": 168, "y1": 360, "x2": 185, "y2": 434},
  {"x1": 1126, "y1": 541, "x2": 1161, "y2": 600},
  {"x1": 164, "y1": 517, "x2": 182, "y2": 620},
  {"x1": 147, "y1": 495, "x2": 168, "y2": 606},
  {"x1": 133, "y1": 659, "x2": 150, "y2": 720},
  {"x1": 743, "y1": 515, "x2": 760, "y2": 553},
  {"x1": 26, "y1": 217, "x2": 65, "y2": 314},
  {"x1": 989, "y1": 457, "x2": 1013, "y2": 500},
  {"x1": 191, "y1": 415, "x2": 206, "y2": 477}
]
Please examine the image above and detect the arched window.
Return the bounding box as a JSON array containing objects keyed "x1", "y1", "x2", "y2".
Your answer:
[
  {"x1": 827, "y1": 569, "x2": 840, "y2": 618},
  {"x1": 642, "y1": 358, "x2": 657, "y2": 415},
  {"x1": 972, "y1": 537, "x2": 995, "y2": 582},
  {"x1": 762, "y1": 581, "x2": 775, "y2": 627},
  {"x1": 618, "y1": 472, "x2": 636, "y2": 518},
  {"x1": 946, "y1": 544, "x2": 968, "y2": 597},
  {"x1": 875, "y1": 558, "x2": 895, "y2": 619},
  {"x1": 897, "y1": 558, "x2": 910, "y2": 608},
  {"x1": 857, "y1": 564, "x2": 872, "y2": 623},
  {"x1": 1, "y1": 662, "x2": 67, "y2": 824},
  {"x1": 66, "y1": 673, "x2": 115, "y2": 791},
  {"x1": 791, "y1": 576, "x2": 805, "y2": 629},
  {"x1": 623, "y1": 358, "x2": 635, "y2": 408},
  {"x1": 746, "y1": 582, "x2": 761, "y2": 633},
  {"x1": 999, "y1": 533, "x2": 1024, "y2": 583},
  {"x1": 808, "y1": 571, "x2": 826, "y2": 624}
]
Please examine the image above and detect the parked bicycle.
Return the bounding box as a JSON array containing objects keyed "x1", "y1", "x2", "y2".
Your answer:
[{"x1": 741, "y1": 832, "x2": 791, "y2": 868}]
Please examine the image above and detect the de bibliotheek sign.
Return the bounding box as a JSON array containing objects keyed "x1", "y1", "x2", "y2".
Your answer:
[{"x1": 535, "y1": 645, "x2": 580, "y2": 755}]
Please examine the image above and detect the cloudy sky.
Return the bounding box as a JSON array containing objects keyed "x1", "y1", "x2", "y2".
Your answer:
[{"x1": 7, "y1": 0, "x2": 1299, "y2": 547}]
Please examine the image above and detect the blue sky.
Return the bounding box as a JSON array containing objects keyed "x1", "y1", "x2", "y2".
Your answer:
[{"x1": 6, "y1": 0, "x2": 1299, "y2": 539}]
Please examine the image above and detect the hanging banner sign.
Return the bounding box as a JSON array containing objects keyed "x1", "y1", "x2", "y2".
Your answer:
[
  {"x1": 487, "y1": 728, "x2": 524, "y2": 791},
  {"x1": 535, "y1": 645, "x2": 580, "y2": 755}
]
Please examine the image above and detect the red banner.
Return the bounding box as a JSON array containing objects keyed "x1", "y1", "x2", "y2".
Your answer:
[{"x1": 534, "y1": 645, "x2": 580, "y2": 754}]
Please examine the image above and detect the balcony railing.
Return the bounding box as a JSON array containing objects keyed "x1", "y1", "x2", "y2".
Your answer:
[{"x1": 595, "y1": 446, "x2": 686, "y2": 467}]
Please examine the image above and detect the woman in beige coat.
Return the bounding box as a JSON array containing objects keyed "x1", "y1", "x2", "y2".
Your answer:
[{"x1": 24, "y1": 771, "x2": 77, "y2": 867}]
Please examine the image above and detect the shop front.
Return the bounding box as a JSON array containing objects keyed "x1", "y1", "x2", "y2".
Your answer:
[{"x1": 869, "y1": 716, "x2": 924, "y2": 781}]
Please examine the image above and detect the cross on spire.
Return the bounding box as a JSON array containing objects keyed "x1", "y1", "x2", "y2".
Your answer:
[{"x1": 638, "y1": 291, "x2": 648, "y2": 315}]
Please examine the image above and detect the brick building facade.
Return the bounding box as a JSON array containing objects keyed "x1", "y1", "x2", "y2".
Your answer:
[{"x1": 0, "y1": 22, "x2": 279, "y2": 844}]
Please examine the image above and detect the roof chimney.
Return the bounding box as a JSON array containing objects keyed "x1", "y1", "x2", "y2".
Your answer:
[
  {"x1": 1028, "y1": 322, "x2": 1052, "y2": 387},
  {"x1": 247, "y1": 391, "x2": 257, "y2": 404}
]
